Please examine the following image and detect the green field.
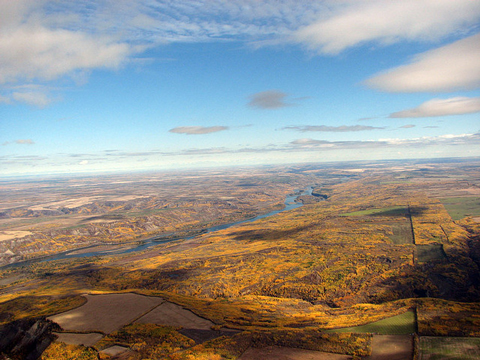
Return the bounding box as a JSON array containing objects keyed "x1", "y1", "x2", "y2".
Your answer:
[
  {"x1": 439, "y1": 197, "x2": 480, "y2": 221},
  {"x1": 341, "y1": 206, "x2": 407, "y2": 217},
  {"x1": 328, "y1": 311, "x2": 416, "y2": 335},
  {"x1": 416, "y1": 244, "x2": 446, "y2": 263},
  {"x1": 389, "y1": 223, "x2": 414, "y2": 244},
  {"x1": 419, "y1": 336, "x2": 480, "y2": 360}
]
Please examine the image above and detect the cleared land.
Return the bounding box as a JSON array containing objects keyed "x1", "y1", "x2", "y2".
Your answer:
[
  {"x1": 52, "y1": 332, "x2": 103, "y2": 347},
  {"x1": 135, "y1": 301, "x2": 215, "y2": 330},
  {"x1": 48, "y1": 293, "x2": 163, "y2": 334},
  {"x1": 367, "y1": 335, "x2": 412, "y2": 360},
  {"x1": 0, "y1": 231, "x2": 32, "y2": 242},
  {"x1": 99, "y1": 345, "x2": 131, "y2": 357},
  {"x1": 439, "y1": 197, "x2": 480, "y2": 221},
  {"x1": 48, "y1": 292, "x2": 216, "y2": 340},
  {"x1": 419, "y1": 336, "x2": 480, "y2": 360},
  {"x1": 416, "y1": 244, "x2": 446, "y2": 263},
  {"x1": 329, "y1": 311, "x2": 416, "y2": 335},
  {"x1": 238, "y1": 346, "x2": 351, "y2": 360}
]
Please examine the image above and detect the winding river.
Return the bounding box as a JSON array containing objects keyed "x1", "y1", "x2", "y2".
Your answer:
[{"x1": 4, "y1": 187, "x2": 313, "y2": 268}]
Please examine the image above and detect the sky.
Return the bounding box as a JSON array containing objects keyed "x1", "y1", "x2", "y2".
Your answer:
[{"x1": 1, "y1": 0, "x2": 480, "y2": 176}]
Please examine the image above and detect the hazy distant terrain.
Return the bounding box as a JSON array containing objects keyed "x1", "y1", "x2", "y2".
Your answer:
[{"x1": 0, "y1": 166, "x2": 322, "y2": 266}]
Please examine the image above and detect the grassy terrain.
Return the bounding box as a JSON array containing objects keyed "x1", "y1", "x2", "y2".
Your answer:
[
  {"x1": 439, "y1": 197, "x2": 480, "y2": 221},
  {"x1": 419, "y1": 337, "x2": 480, "y2": 360},
  {"x1": 415, "y1": 244, "x2": 446, "y2": 263},
  {"x1": 390, "y1": 223, "x2": 414, "y2": 244},
  {"x1": 0, "y1": 295, "x2": 87, "y2": 325},
  {"x1": 327, "y1": 311, "x2": 416, "y2": 335}
]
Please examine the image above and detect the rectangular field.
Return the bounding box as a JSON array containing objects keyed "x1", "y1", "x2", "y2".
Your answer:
[
  {"x1": 389, "y1": 223, "x2": 414, "y2": 244},
  {"x1": 328, "y1": 311, "x2": 416, "y2": 335},
  {"x1": 419, "y1": 336, "x2": 480, "y2": 360},
  {"x1": 416, "y1": 244, "x2": 446, "y2": 263},
  {"x1": 439, "y1": 197, "x2": 480, "y2": 221}
]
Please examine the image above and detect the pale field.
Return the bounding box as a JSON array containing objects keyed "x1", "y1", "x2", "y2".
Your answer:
[
  {"x1": 29, "y1": 196, "x2": 101, "y2": 210},
  {"x1": 12, "y1": 194, "x2": 149, "y2": 212},
  {"x1": 0, "y1": 230, "x2": 32, "y2": 242},
  {"x1": 239, "y1": 346, "x2": 352, "y2": 360},
  {"x1": 367, "y1": 335, "x2": 413, "y2": 360},
  {"x1": 99, "y1": 345, "x2": 131, "y2": 357},
  {"x1": 53, "y1": 332, "x2": 103, "y2": 347}
]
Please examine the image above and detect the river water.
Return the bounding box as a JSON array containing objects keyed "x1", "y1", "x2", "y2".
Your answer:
[{"x1": 4, "y1": 187, "x2": 313, "y2": 268}]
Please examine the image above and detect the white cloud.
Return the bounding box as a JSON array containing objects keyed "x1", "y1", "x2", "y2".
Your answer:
[
  {"x1": 0, "y1": 0, "x2": 134, "y2": 92},
  {"x1": 11, "y1": 91, "x2": 52, "y2": 107},
  {"x1": 293, "y1": 0, "x2": 480, "y2": 54},
  {"x1": 169, "y1": 126, "x2": 229, "y2": 135},
  {"x1": 390, "y1": 97, "x2": 480, "y2": 118},
  {"x1": 365, "y1": 34, "x2": 480, "y2": 92},
  {"x1": 0, "y1": 26, "x2": 132, "y2": 84}
]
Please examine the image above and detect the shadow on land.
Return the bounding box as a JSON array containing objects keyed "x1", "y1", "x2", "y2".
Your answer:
[{"x1": 229, "y1": 224, "x2": 314, "y2": 242}]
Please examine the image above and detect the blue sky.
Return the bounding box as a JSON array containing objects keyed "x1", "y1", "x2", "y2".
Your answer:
[{"x1": 1, "y1": 0, "x2": 480, "y2": 176}]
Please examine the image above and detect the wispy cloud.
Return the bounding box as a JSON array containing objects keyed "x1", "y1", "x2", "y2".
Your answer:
[
  {"x1": 289, "y1": 133, "x2": 480, "y2": 150},
  {"x1": 169, "y1": 126, "x2": 229, "y2": 135},
  {"x1": 0, "y1": 0, "x2": 321, "y2": 98},
  {"x1": 15, "y1": 139, "x2": 35, "y2": 145},
  {"x1": 293, "y1": 0, "x2": 480, "y2": 54},
  {"x1": 389, "y1": 97, "x2": 480, "y2": 118},
  {"x1": 248, "y1": 90, "x2": 293, "y2": 109},
  {"x1": 399, "y1": 125, "x2": 416, "y2": 129},
  {"x1": 365, "y1": 34, "x2": 480, "y2": 92},
  {"x1": 2, "y1": 139, "x2": 36, "y2": 146},
  {"x1": 282, "y1": 125, "x2": 385, "y2": 132},
  {"x1": 2, "y1": 133, "x2": 479, "y2": 173},
  {"x1": 2, "y1": 0, "x2": 479, "y2": 109},
  {"x1": 11, "y1": 91, "x2": 53, "y2": 107}
]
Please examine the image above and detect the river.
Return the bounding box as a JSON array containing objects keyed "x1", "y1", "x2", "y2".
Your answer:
[{"x1": 4, "y1": 186, "x2": 313, "y2": 268}]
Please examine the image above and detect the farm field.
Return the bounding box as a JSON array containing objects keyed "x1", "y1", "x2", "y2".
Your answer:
[
  {"x1": 415, "y1": 244, "x2": 446, "y2": 263},
  {"x1": 47, "y1": 293, "x2": 216, "y2": 336},
  {"x1": 419, "y1": 336, "x2": 480, "y2": 360},
  {"x1": 238, "y1": 346, "x2": 352, "y2": 360},
  {"x1": 48, "y1": 293, "x2": 164, "y2": 334},
  {"x1": 327, "y1": 311, "x2": 416, "y2": 335},
  {"x1": 368, "y1": 335, "x2": 413, "y2": 360},
  {"x1": 439, "y1": 197, "x2": 480, "y2": 221}
]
